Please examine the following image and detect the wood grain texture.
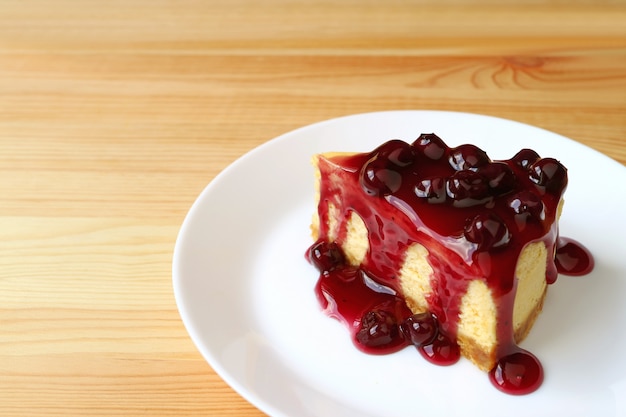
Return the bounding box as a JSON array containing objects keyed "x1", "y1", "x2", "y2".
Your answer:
[{"x1": 0, "y1": 1, "x2": 624, "y2": 416}]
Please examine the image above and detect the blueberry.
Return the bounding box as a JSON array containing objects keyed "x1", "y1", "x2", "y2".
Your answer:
[
  {"x1": 448, "y1": 144, "x2": 491, "y2": 171},
  {"x1": 373, "y1": 139, "x2": 417, "y2": 168},
  {"x1": 508, "y1": 190, "x2": 545, "y2": 221},
  {"x1": 360, "y1": 157, "x2": 403, "y2": 196},
  {"x1": 464, "y1": 213, "x2": 511, "y2": 250},
  {"x1": 528, "y1": 158, "x2": 568, "y2": 194},
  {"x1": 356, "y1": 309, "x2": 403, "y2": 348},
  {"x1": 308, "y1": 240, "x2": 345, "y2": 272},
  {"x1": 412, "y1": 133, "x2": 447, "y2": 160},
  {"x1": 414, "y1": 177, "x2": 447, "y2": 204},
  {"x1": 401, "y1": 312, "x2": 438, "y2": 346},
  {"x1": 511, "y1": 149, "x2": 540, "y2": 169},
  {"x1": 446, "y1": 170, "x2": 490, "y2": 207},
  {"x1": 359, "y1": 140, "x2": 416, "y2": 197},
  {"x1": 478, "y1": 162, "x2": 517, "y2": 195}
]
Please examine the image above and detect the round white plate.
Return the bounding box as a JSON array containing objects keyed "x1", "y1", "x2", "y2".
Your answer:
[{"x1": 173, "y1": 111, "x2": 626, "y2": 417}]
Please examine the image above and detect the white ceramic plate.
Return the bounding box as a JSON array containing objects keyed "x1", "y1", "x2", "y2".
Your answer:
[{"x1": 173, "y1": 111, "x2": 626, "y2": 417}]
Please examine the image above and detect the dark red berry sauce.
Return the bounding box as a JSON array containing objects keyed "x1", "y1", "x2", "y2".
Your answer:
[
  {"x1": 555, "y1": 237, "x2": 594, "y2": 276},
  {"x1": 306, "y1": 134, "x2": 594, "y2": 395},
  {"x1": 489, "y1": 348, "x2": 544, "y2": 395}
]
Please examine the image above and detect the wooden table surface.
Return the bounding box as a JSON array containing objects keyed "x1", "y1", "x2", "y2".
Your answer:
[{"x1": 1, "y1": 1, "x2": 625, "y2": 416}]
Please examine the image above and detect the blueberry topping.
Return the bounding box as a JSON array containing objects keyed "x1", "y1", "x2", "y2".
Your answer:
[
  {"x1": 309, "y1": 133, "x2": 587, "y2": 396},
  {"x1": 464, "y1": 213, "x2": 511, "y2": 250},
  {"x1": 508, "y1": 190, "x2": 545, "y2": 221},
  {"x1": 446, "y1": 170, "x2": 490, "y2": 207},
  {"x1": 373, "y1": 139, "x2": 417, "y2": 168},
  {"x1": 419, "y1": 332, "x2": 461, "y2": 366},
  {"x1": 528, "y1": 158, "x2": 568, "y2": 194},
  {"x1": 356, "y1": 309, "x2": 403, "y2": 348},
  {"x1": 360, "y1": 158, "x2": 403, "y2": 196},
  {"x1": 479, "y1": 162, "x2": 517, "y2": 195},
  {"x1": 511, "y1": 149, "x2": 540, "y2": 169},
  {"x1": 309, "y1": 240, "x2": 345, "y2": 272},
  {"x1": 448, "y1": 144, "x2": 491, "y2": 171},
  {"x1": 490, "y1": 350, "x2": 543, "y2": 395},
  {"x1": 401, "y1": 312, "x2": 438, "y2": 346},
  {"x1": 359, "y1": 140, "x2": 417, "y2": 196},
  {"x1": 414, "y1": 177, "x2": 447, "y2": 204},
  {"x1": 412, "y1": 133, "x2": 446, "y2": 160}
]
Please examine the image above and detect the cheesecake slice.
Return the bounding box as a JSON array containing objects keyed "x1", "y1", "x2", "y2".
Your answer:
[{"x1": 307, "y1": 134, "x2": 570, "y2": 394}]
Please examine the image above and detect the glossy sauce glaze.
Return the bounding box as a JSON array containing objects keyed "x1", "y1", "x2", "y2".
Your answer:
[{"x1": 307, "y1": 134, "x2": 594, "y2": 395}]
